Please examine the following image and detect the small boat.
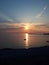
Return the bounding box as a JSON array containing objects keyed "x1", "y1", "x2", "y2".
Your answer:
[{"x1": 24, "y1": 39, "x2": 26, "y2": 40}]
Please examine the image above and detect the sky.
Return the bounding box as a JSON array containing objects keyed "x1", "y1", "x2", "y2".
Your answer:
[
  {"x1": 0, "y1": 0, "x2": 49, "y2": 34},
  {"x1": 0, "y1": 0, "x2": 49, "y2": 24}
]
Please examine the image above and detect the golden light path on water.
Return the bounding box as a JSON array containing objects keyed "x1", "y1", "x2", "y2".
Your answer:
[{"x1": 26, "y1": 33, "x2": 28, "y2": 49}]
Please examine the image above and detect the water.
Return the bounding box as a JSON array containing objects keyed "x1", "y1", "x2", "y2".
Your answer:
[{"x1": 0, "y1": 32, "x2": 49, "y2": 49}]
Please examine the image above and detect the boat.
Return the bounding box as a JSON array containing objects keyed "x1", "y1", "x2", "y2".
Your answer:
[{"x1": 24, "y1": 39, "x2": 26, "y2": 40}]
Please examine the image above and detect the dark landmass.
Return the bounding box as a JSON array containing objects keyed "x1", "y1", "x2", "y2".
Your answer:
[
  {"x1": 0, "y1": 46, "x2": 49, "y2": 65},
  {"x1": 43, "y1": 33, "x2": 49, "y2": 35},
  {"x1": 46, "y1": 41, "x2": 49, "y2": 43}
]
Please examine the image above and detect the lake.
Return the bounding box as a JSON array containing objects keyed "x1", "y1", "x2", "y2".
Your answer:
[{"x1": 0, "y1": 32, "x2": 49, "y2": 49}]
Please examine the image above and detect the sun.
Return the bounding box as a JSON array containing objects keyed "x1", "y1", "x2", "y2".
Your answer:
[
  {"x1": 25, "y1": 26, "x2": 29, "y2": 30},
  {"x1": 24, "y1": 23, "x2": 30, "y2": 30}
]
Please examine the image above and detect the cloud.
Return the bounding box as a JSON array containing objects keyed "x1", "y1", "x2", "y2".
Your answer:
[
  {"x1": 0, "y1": 11, "x2": 14, "y2": 22},
  {"x1": 35, "y1": 6, "x2": 47, "y2": 18}
]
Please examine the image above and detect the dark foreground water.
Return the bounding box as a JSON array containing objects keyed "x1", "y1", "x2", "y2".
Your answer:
[{"x1": 0, "y1": 32, "x2": 49, "y2": 49}]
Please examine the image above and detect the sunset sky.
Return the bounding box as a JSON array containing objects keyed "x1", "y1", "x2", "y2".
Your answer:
[{"x1": 0, "y1": 0, "x2": 49, "y2": 33}]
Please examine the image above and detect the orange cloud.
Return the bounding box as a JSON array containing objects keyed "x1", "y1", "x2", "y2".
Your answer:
[{"x1": 0, "y1": 23, "x2": 49, "y2": 34}]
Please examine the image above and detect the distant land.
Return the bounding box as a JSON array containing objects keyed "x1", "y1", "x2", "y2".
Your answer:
[{"x1": 43, "y1": 33, "x2": 49, "y2": 35}]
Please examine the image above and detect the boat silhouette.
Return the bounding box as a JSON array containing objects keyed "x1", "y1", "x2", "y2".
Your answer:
[{"x1": 24, "y1": 39, "x2": 26, "y2": 40}]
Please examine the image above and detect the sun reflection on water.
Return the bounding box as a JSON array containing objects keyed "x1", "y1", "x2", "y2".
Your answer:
[{"x1": 26, "y1": 33, "x2": 28, "y2": 48}]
